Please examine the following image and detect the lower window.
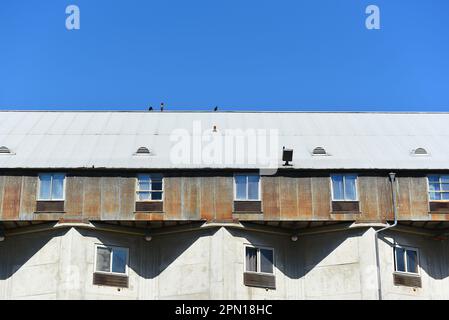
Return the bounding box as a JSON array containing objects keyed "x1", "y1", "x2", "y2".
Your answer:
[
  {"x1": 243, "y1": 245, "x2": 276, "y2": 289},
  {"x1": 245, "y1": 246, "x2": 274, "y2": 274},
  {"x1": 394, "y1": 245, "x2": 419, "y2": 275},
  {"x1": 94, "y1": 245, "x2": 129, "y2": 288}
]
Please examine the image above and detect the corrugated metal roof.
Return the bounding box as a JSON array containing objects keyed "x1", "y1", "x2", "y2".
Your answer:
[{"x1": 1, "y1": 111, "x2": 449, "y2": 170}]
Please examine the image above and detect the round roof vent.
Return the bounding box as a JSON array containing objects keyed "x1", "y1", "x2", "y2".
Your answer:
[
  {"x1": 135, "y1": 147, "x2": 151, "y2": 155},
  {"x1": 312, "y1": 147, "x2": 327, "y2": 156},
  {"x1": 412, "y1": 148, "x2": 429, "y2": 156},
  {"x1": 0, "y1": 146, "x2": 12, "y2": 154}
]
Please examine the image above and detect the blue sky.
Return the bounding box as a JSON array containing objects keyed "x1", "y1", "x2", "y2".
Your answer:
[{"x1": 0, "y1": 0, "x2": 448, "y2": 111}]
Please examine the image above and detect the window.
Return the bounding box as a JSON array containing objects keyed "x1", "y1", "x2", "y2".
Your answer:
[
  {"x1": 331, "y1": 174, "x2": 358, "y2": 201},
  {"x1": 136, "y1": 174, "x2": 163, "y2": 201},
  {"x1": 95, "y1": 245, "x2": 129, "y2": 275},
  {"x1": 234, "y1": 174, "x2": 260, "y2": 201},
  {"x1": 428, "y1": 175, "x2": 449, "y2": 201},
  {"x1": 394, "y1": 246, "x2": 419, "y2": 275},
  {"x1": 245, "y1": 246, "x2": 274, "y2": 274},
  {"x1": 38, "y1": 173, "x2": 65, "y2": 200}
]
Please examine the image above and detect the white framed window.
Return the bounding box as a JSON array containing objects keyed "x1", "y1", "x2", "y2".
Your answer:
[
  {"x1": 244, "y1": 245, "x2": 274, "y2": 275},
  {"x1": 428, "y1": 175, "x2": 449, "y2": 201},
  {"x1": 234, "y1": 173, "x2": 261, "y2": 201},
  {"x1": 136, "y1": 174, "x2": 163, "y2": 201},
  {"x1": 331, "y1": 174, "x2": 358, "y2": 201},
  {"x1": 94, "y1": 244, "x2": 129, "y2": 276},
  {"x1": 38, "y1": 173, "x2": 66, "y2": 200},
  {"x1": 394, "y1": 245, "x2": 419, "y2": 275}
]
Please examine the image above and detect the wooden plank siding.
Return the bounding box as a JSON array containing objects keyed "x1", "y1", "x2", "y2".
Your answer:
[{"x1": 0, "y1": 171, "x2": 445, "y2": 222}]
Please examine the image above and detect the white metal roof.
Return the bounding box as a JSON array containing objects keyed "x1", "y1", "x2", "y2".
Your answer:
[{"x1": 0, "y1": 111, "x2": 449, "y2": 170}]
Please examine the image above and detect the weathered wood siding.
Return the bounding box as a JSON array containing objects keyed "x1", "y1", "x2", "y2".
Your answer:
[{"x1": 0, "y1": 172, "x2": 438, "y2": 221}]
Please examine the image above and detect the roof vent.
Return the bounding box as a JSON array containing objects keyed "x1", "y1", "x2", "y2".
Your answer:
[
  {"x1": 135, "y1": 147, "x2": 151, "y2": 155},
  {"x1": 312, "y1": 147, "x2": 327, "y2": 156},
  {"x1": 0, "y1": 146, "x2": 12, "y2": 154},
  {"x1": 412, "y1": 148, "x2": 429, "y2": 156}
]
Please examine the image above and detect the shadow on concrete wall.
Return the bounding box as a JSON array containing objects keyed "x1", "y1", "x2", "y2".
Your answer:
[
  {"x1": 77, "y1": 226, "x2": 219, "y2": 280},
  {"x1": 378, "y1": 232, "x2": 449, "y2": 281},
  {"x1": 0, "y1": 228, "x2": 69, "y2": 280}
]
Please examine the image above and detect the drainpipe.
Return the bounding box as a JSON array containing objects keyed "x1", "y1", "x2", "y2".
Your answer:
[{"x1": 374, "y1": 172, "x2": 398, "y2": 300}]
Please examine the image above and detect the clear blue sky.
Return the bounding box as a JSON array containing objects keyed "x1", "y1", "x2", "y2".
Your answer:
[{"x1": 1, "y1": 0, "x2": 448, "y2": 111}]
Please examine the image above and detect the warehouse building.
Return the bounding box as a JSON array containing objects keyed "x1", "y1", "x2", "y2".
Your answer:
[{"x1": 1, "y1": 111, "x2": 449, "y2": 299}]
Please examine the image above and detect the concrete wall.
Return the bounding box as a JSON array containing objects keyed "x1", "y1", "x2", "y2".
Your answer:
[{"x1": 0, "y1": 226, "x2": 448, "y2": 300}]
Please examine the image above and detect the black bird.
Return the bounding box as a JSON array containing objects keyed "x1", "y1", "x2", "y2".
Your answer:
[
  {"x1": 214, "y1": 106, "x2": 218, "y2": 111},
  {"x1": 160, "y1": 103, "x2": 164, "y2": 112},
  {"x1": 148, "y1": 106, "x2": 153, "y2": 111}
]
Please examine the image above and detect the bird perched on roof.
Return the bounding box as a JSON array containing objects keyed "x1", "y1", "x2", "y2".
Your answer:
[
  {"x1": 148, "y1": 106, "x2": 153, "y2": 111},
  {"x1": 214, "y1": 106, "x2": 218, "y2": 111},
  {"x1": 160, "y1": 103, "x2": 164, "y2": 112}
]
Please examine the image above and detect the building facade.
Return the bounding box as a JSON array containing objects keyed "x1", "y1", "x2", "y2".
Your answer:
[{"x1": 1, "y1": 111, "x2": 449, "y2": 299}]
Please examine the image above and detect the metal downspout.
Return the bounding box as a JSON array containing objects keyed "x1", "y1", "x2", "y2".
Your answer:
[{"x1": 374, "y1": 172, "x2": 398, "y2": 300}]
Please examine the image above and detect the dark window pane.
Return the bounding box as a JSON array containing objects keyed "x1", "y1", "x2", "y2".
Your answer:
[
  {"x1": 151, "y1": 192, "x2": 163, "y2": 200},
  {"x1": 111, "y1": 248, "x2": 127, "y2": 274},
  {"x1": 152, "y1": 181, "x2": 163, "y2": 191},
  {"x1": 406, "y1": 250, "x2": 418, "y2": 274},
  {"x1": 245, "y1": 247, "x2": 257, "y2": 272},
  {"x1": 428, "y1": 176, "x2": 440, "y2": 183},
  {"x1": 395, "y1": 247, "x2": 406, "y2": 272},
  {"x1": 96, "y1": 247, "x2": 111, "y2": 272},
  {"x1": 260, "y1": 249, "x2": 274, "y2": 274}
]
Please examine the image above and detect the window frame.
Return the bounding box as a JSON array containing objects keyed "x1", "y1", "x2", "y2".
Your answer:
[
  {"x1": 37, "y1": 173, "x2": 66, "y2": 201},
  {"x1": 330, "y1": 173, "x2": 359, "y2": 202},
  {"x1": 94, "y1": 244, "x2": 129, "y2": 276},
  {"x1": 243, "y1": 244, "x2": 275, "y2": 276},
  {"x1": 393, "y1": 245, "x2": 420, "y2": 276},
  {"x1": 234, "y1": 173, "x2": 261, "y2": 201},
  {"x1": 427, "y1": 175, "x2": 449, "y2": 202},
  {"x1": 135, "y1": 173, "x2": 164, "y2": 202}
]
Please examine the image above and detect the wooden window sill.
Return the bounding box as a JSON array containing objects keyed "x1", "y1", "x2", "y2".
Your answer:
[
  {"x1": 234, "y1": 200, "x2": 262, "y2": 212},
  {"x1": 34, "y1": 211, "x2": 66, "y2": 214},
  {"x1": 429, "y1": 201, "x2": 449, "y2": 213},
  {"x1": 243, "y1": 272, "x2": 276, "y2": 289},
  {"x1": 393, "y1": 272, "x2": 422, "y2": 288},
  {"x1": 331, "y1": 211, "x2": 361, "y2": 214},
  {"x1": 134, "y1": 211, "x2": 164, "y2": 214},
  {"x1": 332, "y1": 201, "x2": 360, "y2": 212},
  {"x1": 93, "y1": 272, "x2": 129, "y2": 288},
  {"x1": 135, "y1": 201, "x2": 163, "y2": 212},
  {"x1": 36, "y1": 200, "x2": 65, "y2": 212}
]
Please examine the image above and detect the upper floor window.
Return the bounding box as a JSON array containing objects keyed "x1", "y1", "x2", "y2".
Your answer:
[
  {"x1": 136, "y1": 174, "x2": 163, "y2": 201},
  {"x1": 331, "y1": 174, "x2": 358, "y2": 201},
  {"x1": 95, "y1": 244, "x2": 129, "y2": 275},
  {"x1": 428, "y1": 175, "x2": 449, "y2": 201},
  {"x1": 245, "y1": 245, "x2": 274, "y2": 274},
  {"x1": 234, "y1": 174, "x2": 260, "y2": 201},
  {"x1": 394, "y1": 246, "x2": 419, "y2": 275},
  {"x1": 38, "y1": 173, "x2": 65, "y2": 200}
]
